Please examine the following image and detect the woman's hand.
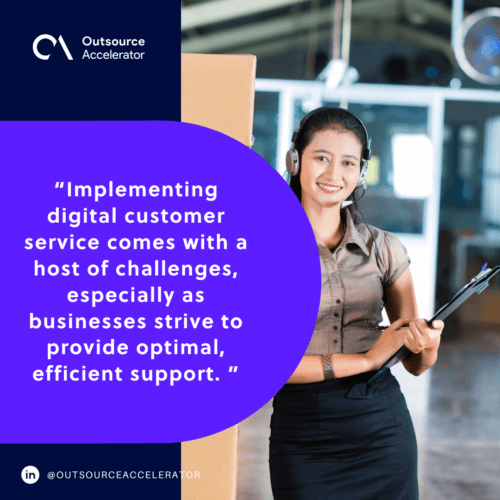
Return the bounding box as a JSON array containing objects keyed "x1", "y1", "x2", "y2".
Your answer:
[
  {"x1": 365, "y1": 317, "x2": 445, "y2": 373},
  {"x1": 365, "y1": 318, "x2": 413, "y2": 371},
  {"x1": 403, "y1": 319, "x2": 444, "y2": 354}
]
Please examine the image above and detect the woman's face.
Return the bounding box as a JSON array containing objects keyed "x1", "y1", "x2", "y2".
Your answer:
[{"x1": 300, "y1": 127, "x2": 363, "y2": 210}]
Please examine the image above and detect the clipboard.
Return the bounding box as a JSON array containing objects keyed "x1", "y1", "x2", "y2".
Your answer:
[{"x1": 367, "y1": 265, "x2": 500, "y2": 384}]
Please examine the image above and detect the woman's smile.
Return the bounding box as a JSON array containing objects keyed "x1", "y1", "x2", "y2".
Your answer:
[{"x1": 317, "y1": 182, "x2": 343, "y2": 194}]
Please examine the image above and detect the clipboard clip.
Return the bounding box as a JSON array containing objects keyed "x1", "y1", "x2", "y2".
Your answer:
[
  {"x1": 472, "y1": 264, "x2": 492, "y2": 294},
  {"x1": 450, "y1": 265, "x2": 491, "y2": 300},
  {"x1": 472, "y1": 264, "x2": 490, "y2": 282},
  {"x1": 475, "y1": 280, "x2": 490, "y2": 294}
]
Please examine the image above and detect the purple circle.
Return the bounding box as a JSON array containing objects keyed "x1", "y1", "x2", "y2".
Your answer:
[{"x1": 0, "y1": 121, "x2": 320, "y2": 443}]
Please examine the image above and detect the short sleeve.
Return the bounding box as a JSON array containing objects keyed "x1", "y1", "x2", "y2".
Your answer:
[{"x1": 381, "y1": 231, "x2": 411, "y2": 287}]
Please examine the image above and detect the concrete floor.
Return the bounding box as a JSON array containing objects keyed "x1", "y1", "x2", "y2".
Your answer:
[
  {"x1": 236, "y1": 329, "x2": 500, "y2": 500},
  {"x1": 420, "y1": 330, "x2": 500, "y2": 500}
]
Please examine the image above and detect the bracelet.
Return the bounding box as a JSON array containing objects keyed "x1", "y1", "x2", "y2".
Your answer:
[{"x1": 321, "y1": 353, "x2": 335, "y2": 380}]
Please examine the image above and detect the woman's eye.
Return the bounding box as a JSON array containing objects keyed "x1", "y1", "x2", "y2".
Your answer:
[{"x1": 316, "y1": 156, "x2": 328, "y2": 162}]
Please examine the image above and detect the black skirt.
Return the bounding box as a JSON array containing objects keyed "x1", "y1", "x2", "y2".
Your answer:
[{"x1": 269, "y1": 369, "x2": 418, "y2": 500}]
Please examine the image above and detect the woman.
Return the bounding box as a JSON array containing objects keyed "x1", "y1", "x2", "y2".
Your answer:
[{"x1": 269, "y1": 107, "x2": 444, "y2": 499}]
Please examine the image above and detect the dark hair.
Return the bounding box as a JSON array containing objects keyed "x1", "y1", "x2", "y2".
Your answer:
[{"x1": 289, "y1": 107, "x2": 368, "y2": 222}]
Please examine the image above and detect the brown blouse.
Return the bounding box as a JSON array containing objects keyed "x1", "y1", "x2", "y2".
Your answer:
[{"x1": 305, "y1": 207, "x2": 411, "y2": 355}]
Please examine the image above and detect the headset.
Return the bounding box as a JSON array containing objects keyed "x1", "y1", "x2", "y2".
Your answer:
[
  {"x1": 285, "y1": 106, "x2": 382, "y2": 274},
  {"x1": 286, "y1": 106, "x2": 372, "y2": 207}
]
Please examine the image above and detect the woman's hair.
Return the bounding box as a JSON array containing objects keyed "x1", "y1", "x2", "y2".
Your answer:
[{"x1": 289, "y1": 107, "x2": 368, "y2": 222}]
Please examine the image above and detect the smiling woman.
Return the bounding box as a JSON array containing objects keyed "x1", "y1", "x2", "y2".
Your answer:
[{"x1": 270, "y1": 107, "x2": 444, "y2": 500}]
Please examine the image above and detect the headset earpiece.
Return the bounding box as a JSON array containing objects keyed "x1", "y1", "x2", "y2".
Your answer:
[
  {"x1": 358, "y1": 160, "x2": 368, "y2": 187},
  {"x1": 286, "y1": 148, "x2": 300, "y2": 176}
]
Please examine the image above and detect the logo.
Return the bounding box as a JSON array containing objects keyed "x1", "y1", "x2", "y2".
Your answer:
[
  {"x1": 33, "y1": 35, "x2": 73, "y2": 60},
  {"x1": 21, "y1": 466, "x2": 40, "y2": 484}
]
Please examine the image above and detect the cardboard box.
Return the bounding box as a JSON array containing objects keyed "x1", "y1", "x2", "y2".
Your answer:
[
  {"x1": 181, "y1": 53, "x2": 256, "y2": 500},
  {"x1": 181, "y1": 427, "x2": 239, "y2": 500},
  {"x1": 181, "y1": 53, "x2": 257, "y2": 147}
]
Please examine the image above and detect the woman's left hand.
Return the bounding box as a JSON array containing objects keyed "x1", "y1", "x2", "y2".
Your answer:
[{"x1": 404, "y1": 319, "x2": 444, "y2": 354}]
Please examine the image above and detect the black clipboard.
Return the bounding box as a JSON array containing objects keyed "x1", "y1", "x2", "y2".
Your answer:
[{"x1": 367, "y1": 265, "x2": 500, "y2": 384}]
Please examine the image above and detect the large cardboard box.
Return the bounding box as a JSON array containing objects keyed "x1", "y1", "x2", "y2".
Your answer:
[
  {"x1": 181, "y1": 53, "x2": 256, "y2": 500},
  {"x1": 181, "y1": 427, "x2": 239, "y2": 500},
  {"x1": 181, "y1": 53, "x2": 256, "y2": 147}
]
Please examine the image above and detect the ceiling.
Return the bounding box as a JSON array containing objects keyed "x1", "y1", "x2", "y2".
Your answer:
[{"x1": 181, "y1": 0, "x2": 500, "y2": 61}]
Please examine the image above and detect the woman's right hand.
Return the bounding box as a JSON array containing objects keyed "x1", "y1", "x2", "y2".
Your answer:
[{"x1": 364, "y1": 318, "x2": 413, "y2": 371}]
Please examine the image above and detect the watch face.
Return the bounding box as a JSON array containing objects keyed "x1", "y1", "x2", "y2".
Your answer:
[{"x1": 455, "y1": 7, "x2": 500, "y2": 85}]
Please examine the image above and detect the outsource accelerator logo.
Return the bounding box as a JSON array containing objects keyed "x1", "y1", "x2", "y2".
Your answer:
[{"x1": 33, "y1": 35, "x2": 145, "y2": 60}]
